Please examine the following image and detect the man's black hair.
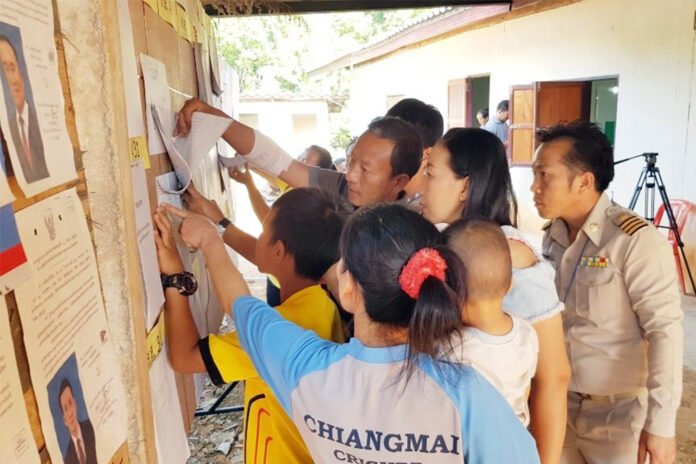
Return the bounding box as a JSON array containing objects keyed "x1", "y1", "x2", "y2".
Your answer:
[
  {"x1": 307, "y1": 145, "x2": 335, "y2": 170},
  {"x1": 386, "y1": 98, "x2": 444, "y2": 149},
  {"x1": 536, "y1": 120, "x2": 614, "y2": 192},
  {"x1": 367, "y1": 116, "x2": 423, "y2": 179},
  {"x1": 496, "y1": 100, "x2": 509, "y2": 112},
  {"x1": 477, "y1": 107, "x2": 489, "y2": 119},
  {"x1": 58, "y1": 378, "x2": 73, "y2": 412},
  {"x1": 270, "y1": 188, "x2": 345, "y2": 280}
]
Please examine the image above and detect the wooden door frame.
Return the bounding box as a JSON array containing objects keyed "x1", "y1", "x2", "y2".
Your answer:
[{"x1": 508, "y1": 83, "x2": 536, "y2": 166}]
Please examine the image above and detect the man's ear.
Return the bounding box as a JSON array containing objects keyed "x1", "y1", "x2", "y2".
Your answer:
[
  {"x1": 271, "y1": 239, "x2": 286, "y2": 262},
  {"x1": 392, "y1": 173, "x2": 410, "y2": 193},
  {"x1": 422, "y1": 147, "x2": 432, "y2": 162},
  {"x1": 578, "y1": 171, "x2": 596, "y2": 193}
]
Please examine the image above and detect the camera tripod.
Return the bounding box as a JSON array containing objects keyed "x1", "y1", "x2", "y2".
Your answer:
[{"x1": 615, "y1": 152, "x2": 695, "y2": 294}]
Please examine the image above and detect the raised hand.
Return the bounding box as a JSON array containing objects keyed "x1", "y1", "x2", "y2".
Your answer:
[
  {"x1": 152, "y1": 208, "x2": 184, "y2": 275},
  {"x1": 182, "y1": 183, "x2": 224, "y2": 223},
  {"x1": 174, "y1": 97, "x2": 226, "y2": 137},
  {"x1": 228, "y1": 163, "x2": 253, "y2": 187}
]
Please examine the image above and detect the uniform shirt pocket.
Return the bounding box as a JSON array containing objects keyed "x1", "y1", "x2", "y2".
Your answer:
[{"x1": 574, "y1": 266, "x2": 618, "y2": 322}]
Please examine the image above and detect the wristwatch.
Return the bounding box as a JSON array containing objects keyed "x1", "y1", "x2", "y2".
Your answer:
[
  {"x1": 161, "y1": 271, "x2": 198, "y2": 296},
  {"x1": 217, "y1": 217, "x2": 231, "y2": 237}
]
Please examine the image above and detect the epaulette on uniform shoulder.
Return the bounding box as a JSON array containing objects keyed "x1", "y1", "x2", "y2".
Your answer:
[
  {"x1": 542, "y1": 220, "x2": 552, "y2": 231},
  {"x1": 608, "y1": 207, "x2": 649, "y2": 236}
]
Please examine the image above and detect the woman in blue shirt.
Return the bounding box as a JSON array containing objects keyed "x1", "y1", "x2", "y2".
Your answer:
[{"x1": 161, "y1": 201, "x2": 539, "y2": 463}]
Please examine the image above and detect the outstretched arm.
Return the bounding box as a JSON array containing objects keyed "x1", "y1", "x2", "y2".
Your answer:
[
  {"x1": 529, "y1": 313, "x2": 571, "y2": 464},
  {"x1": 162, "y1": 204, "x2": 250, "y2": 315},
  {"x1": 182, "y1": 183, "x2": 257, "y2": 264},
  {"x1": 152, "y1": 208, "x2": 205, "y2": 373},
  {"x1": 175, "y1": 98, "x2": 310, "y2": 188},
  {"x1": 229, "y1": 164, "x2": 270, "y2": 223}
]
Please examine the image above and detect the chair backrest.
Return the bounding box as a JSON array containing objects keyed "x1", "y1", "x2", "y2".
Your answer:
[{"x1": 654, "y1": 200, "x2": 691, "y2": 239}]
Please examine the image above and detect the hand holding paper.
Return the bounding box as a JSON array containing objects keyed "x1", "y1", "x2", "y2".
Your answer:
[
  {"x1": 151, "y1": 105, "x2": 232, "y2": 195},
  {"x1": 181, "y1": 184, "x2": 224, "y2": 223},
  {"x1": 174, "y1": 97, "x2": 227, "y2": 137}
]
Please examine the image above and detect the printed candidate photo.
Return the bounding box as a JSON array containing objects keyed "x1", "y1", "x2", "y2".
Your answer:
[
  {"x1": 47, "y1": 353, "x2": 98, "y2": 464},
  {"x1": 0, "y1": 22, "x2": 48, "y2": 184}
]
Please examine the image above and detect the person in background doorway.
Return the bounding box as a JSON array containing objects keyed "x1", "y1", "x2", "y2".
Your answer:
[
  {"x1": 483, "y1": 99, "x2": 509, "y2": 147},
  {"x1": 476, "y1": 107, "x2": 489, "y2": 127}
]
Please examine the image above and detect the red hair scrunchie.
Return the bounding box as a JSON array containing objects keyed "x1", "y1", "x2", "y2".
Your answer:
[{"x1": 398, "y1": 248, "x2": 447, "y2": 299}]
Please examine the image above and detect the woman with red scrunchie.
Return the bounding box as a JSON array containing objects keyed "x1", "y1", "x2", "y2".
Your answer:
[{"x1": 186, "y1": 202, "x2": 540, "y2": 463}]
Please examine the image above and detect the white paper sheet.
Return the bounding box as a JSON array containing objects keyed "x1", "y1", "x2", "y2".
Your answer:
[
  {"x1": 0, "y1": 299, "x2": 41, "y2": 464},
  {"x1": 149, "y1": 344, "x2": 190, "y2": 464},
  {"x1": 132, "y1": 160, "x2": 165, "y2": 331},
  {"x1": 218, "y1": 153, "x2": 246, "y2": 170},
  {"x1": 13, "y1": 188, "x2": 128, "y2": 464},
  {"x1": 151, "y1": 105, "x2": 231, "y2": 194},
  {"x1": 117, "y1": 0, "x2": 147, "y2": 140},
  {"x1": 194, "y1": 41, "x2": 212, "y2": 104},
  {"x1": 140, "y1": 54, "x2": 171, "y2": 155},
  {"x1": 0, "y1": 1, "x2": 77, "y2": 202}
]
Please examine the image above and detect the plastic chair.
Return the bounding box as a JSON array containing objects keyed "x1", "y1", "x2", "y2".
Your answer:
[{"x1": 654, "y1": 200, "x2": 693, "y2": 293}]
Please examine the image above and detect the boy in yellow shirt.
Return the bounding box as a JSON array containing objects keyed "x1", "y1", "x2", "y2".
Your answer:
[{"x1": 154, "y1": 187, "x2": 345, "y2": 463}]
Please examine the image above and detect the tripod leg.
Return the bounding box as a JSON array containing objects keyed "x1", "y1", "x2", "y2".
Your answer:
[
  {"x1": 629, "y1": 168, "x2": 648, "y2": 211},
  {"x1": 654, "y1": 169, "x2": 696, "y2": 294}
]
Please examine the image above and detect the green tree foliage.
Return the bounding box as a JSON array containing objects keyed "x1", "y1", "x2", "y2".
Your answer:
[{"x1": 216, "y1": 9, "x2": 436, "y2": 95}]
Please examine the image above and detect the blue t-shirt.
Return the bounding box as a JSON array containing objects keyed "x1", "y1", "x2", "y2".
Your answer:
[{"x1": 233, "y1": 295, "x2": 540, "y2": 463}]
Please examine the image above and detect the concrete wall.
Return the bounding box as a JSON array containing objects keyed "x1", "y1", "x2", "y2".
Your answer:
[
  {"x1": 238, "y1": 99, "x2": 331, "y2": 157},
  {"x1": 347, "y1": 0, "x2": 696, "y2": 236}
]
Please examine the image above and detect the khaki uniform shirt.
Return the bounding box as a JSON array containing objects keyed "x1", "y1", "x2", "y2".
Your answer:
[{"x1": 542, "y1": 193, "x2": 683, "y2": 437}]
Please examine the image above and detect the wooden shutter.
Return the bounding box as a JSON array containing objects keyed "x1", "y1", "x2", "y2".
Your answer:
[
  {"x1": 448, "y1": 78, "x2": 470, "y2": 129},
  {"x1": 536, "y1": 81, "x2": 590, "y2": 129},
  {"x1": 509, "y1": 84, "x2": 536, "y2": 165}
]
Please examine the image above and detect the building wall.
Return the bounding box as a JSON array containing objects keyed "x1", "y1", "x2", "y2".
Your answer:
[
  {"x1": 238, "y1": 100, "x2": 331, "y2": 157},
  {"x1": 347, "y1": 0, "x2": 696, "y2": 236}
]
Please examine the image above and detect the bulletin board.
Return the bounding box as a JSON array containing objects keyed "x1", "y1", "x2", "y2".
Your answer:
[{"x1": 1, "y1": 0, "x2": 235, "y2": 462}]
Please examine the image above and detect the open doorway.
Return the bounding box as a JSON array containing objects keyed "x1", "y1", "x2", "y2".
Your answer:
[
  {"x1": 447, "y1": 74, "x2": 490, "y2": 128},
  {"x1": 470, "y1": 75, "x2": 490, "y2": 128},
  {"x1": 509, "y1": 76, "x2": 619, "y2": 165}
]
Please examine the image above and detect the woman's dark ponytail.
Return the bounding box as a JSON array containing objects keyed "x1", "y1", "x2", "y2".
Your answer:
[
  {"x1": 407, "y1": 246, "x2": 465, "y2": 358},
  {"x1": 340, "y1": 204, "x2": 466, "y2": 383}
]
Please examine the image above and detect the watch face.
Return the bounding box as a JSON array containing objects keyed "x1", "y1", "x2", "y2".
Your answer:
[{"x1": 178, "y1": 272, "x2": 198, "y2": 296}]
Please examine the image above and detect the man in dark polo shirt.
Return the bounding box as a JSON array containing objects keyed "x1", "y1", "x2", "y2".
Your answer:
[{"x1": 175, "y1": 98, "x2": 423, "y2": 215}]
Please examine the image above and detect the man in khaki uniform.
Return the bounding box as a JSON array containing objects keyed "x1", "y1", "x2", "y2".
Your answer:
[{"x1": 531, "y1": 121, "x2": 683, "y2": 464}]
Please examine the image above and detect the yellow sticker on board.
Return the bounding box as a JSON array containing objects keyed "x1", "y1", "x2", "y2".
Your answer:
[
  {"x1": 129, "y1": 136, "x2": 151, "y2": 169},
  {"x1": 146, "y1": 314, "x2": 166, "y2": 366},
  {"x1": 177, "y1": 5, "x2": 193, "y2": 43},
  {"x1": 143, "y1": 0, "x2": 158, "y2": 13},
  {"x1": 158, "y1": 0, "x2": 176, "y2": 27}
]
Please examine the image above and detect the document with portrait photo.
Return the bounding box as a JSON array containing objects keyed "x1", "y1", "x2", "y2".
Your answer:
[{"x1": 0, "y1": 1, "x2": 77, "y2": 200}]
